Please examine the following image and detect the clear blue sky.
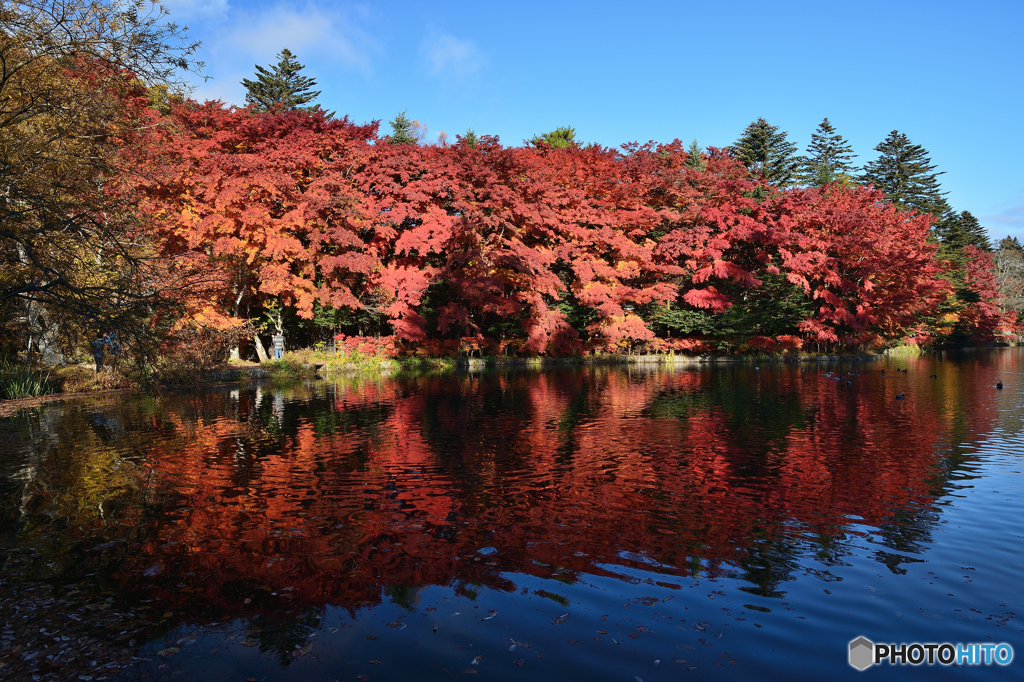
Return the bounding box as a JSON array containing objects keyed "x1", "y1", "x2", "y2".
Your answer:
[{"x1": 164, "y1": 0, "x2": 1024, "y2": 241}]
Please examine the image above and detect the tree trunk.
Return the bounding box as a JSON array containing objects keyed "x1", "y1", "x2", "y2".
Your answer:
[
  {"x1": 253, "y1": 334, "x2": 269, "y2": 362},
  {"x1": 229, "y1": 346, "x2": 240, "y2": 361}
]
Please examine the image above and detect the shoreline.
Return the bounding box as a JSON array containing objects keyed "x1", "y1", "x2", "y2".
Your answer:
[{"x1": 3, "y1": 346, "x2": 1012, "y2": 415}]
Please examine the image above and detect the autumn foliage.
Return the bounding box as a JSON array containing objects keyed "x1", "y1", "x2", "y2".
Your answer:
[{"x1": 125, "y1": 103, "x2": 1007, "y2": 355}]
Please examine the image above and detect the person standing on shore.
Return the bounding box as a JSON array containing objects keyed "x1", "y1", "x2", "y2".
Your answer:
[
  {"x1": 272, "y1": 331, "x2": 284, "y2": 360},
  {"x1": 106, "y1": 331, "x2": 121, "y2": 371},
  {"x1": 91, "y1": 334, "x2": 105, "y2": 373}
]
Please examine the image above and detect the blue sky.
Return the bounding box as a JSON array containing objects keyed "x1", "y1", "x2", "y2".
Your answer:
[{"x1": 163, "y1": 0, "x2": 1024, "y2": 241}]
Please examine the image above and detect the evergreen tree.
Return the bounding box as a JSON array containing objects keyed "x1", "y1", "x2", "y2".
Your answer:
[
  {"x1": 796, "y1": 118, "x2": 857, "y2": 187},
  {"x1": 1000, "y1": 236, "x2": 1024, "y2": 252},
  {"x1": 530, "y1": 126, "x2": 577, "y2": 149},
  {"x1": 731, "y1": 117, "x2": 798, "y2": 187},
  {"x1": 684, "y1": 139, "x2": 706, "y2": 172},
  {"x1": 860, "y1": 131, "x2": 949, "y2": 220},
  {"x1": 462, "y1": 127, "x2": 479, "y2": 148},
  {"x1": 388, "y1": 109, "x2": 418, "y2": 145},
  {"x1": 241, "y1": 49, "x2": 324, "y2": 113},
  {"x1": 936, "y1": 210, "x2": 992, "y2": 252}
]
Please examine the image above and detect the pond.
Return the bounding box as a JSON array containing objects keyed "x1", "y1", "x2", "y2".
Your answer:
[{"x1": 1, "y1": 351, "x2": 1022, "y2": 681}]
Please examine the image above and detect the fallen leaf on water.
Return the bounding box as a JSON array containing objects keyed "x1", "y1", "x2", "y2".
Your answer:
[
  {"x1": 597, "y1": 630, "x2": 608, "y2": 635},
  {"x1": 553, "y1": 613, "x2": 568, "y2": 624},
  {"x1": 481, "y1": 610, "x2": 497, "y2": 621},
  {"x1": 365, "y1": 636, "x2": 379, "y2": 640},
  {"x1": 241, "y1": 640, "x2": 257, "y2": 647},
  {"x1": 433, "y1": 625, "x2": 441, "y2": 633},
  {"x1": 611, "y1": 637, "x2": 619, "y2": 645},
  {"x1": 243, "y1": 598, "x2": 251, "y2": 604},
  {"x1": 368, "y1": 660, "x2": 382, "y2": 664},
  {"x1": 386, "y1": 621, "x2": 406, "y2": 630},
  {"x1": 514, "y1": 658, "x2": 524, "y2": 666},
  {"x1": 157, "y1": 647, "x2": 179, "y2": 657},
  {"x1": 654, "y1": 658, "x2": 661, "y2": 665},
  {"x1": 471, "y1": 655, "x2": 482, "y2": 666}
]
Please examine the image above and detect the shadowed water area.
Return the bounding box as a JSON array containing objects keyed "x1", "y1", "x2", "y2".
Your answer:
[{"x1": 1, "y1": 351, "x2": 1022, "y2": 680}]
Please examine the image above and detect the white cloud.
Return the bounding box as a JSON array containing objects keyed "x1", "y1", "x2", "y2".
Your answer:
[
  {"x1": 983, "y1": 202, "x2": 1024, "y2": 240},
  {"x1": 420, "y1": 33, "x2": 482, "y2": 78}
]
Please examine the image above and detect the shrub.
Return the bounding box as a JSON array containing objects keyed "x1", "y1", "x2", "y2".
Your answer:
[{"x1": 0, "y1": 362, "x2": 57, "y2": 400}]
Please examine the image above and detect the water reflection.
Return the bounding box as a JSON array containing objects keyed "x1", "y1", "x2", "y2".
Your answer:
[{"x1": 1, "y1": 350, "x2": 1021, "y2": 679}]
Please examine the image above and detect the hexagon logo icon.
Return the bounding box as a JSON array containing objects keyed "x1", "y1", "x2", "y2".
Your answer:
[{"x1": 849, "y1": 636, "x2": 874, "y2": 671}]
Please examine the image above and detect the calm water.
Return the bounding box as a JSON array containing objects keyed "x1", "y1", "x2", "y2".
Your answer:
[{"x1": 1, "y1": 352, "x2": 1022, "y2": 680}]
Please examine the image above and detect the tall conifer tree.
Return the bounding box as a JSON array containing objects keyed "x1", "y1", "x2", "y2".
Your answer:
[
  {"x1": 731, "y1": 118, "x2": 798, "y2": 187},
  {"x1": 797, "y1": 118, "x2": 857, "y2": 187},
  {"x1": 684, "y1": 139, "x2": 706, "y2": 172},
  {"x1": 388, "y1": 110, "x2": 418, "y2": 145},
  {"x1": 936, "y1": 210, "x2": 992, "y2": 252},
  {"x1": 860, "y1": 131, "x2": 949, "y2": 220},
  {"x1": 241, "y1": 49, "x2": 324, "y2": 113}
]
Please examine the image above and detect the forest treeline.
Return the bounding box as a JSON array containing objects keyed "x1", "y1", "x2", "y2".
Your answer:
[{"x1": 2, "y1": 2, "x2": 1021, "y2": 371}]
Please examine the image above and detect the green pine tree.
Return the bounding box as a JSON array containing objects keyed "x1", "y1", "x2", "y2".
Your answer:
[
  {"x1": 388, "y1": 109, "x2": 418, "y2": 145},
  {"x1": 936, "y1": 210, "x2": 992, "y2": 252},
  {"x1": 684, "y1": 139, "x2": 706, "y2": 172},
  {"x1": 462, "y1": 127, "x2": 479, "y2": 148},
  {"x1": 530, "y1": 126, "x2": 577, "y2": 149},
  {"x1": 731, "y1": 118, "x2": 798, "y2": 187},
  {"x1": 860, "y1": 131, "x2": 949, "y2": 220},
  {"x1": 796, "y1": 118, "x2": 857, "y2": 187},
  {"x1": 241, "y1": 48, "x2": 324, "y2": 113}
]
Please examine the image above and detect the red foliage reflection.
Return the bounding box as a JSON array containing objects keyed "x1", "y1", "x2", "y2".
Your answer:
[{"x1": 91, "y1": 358, "x2": 1008, "y2": 623}]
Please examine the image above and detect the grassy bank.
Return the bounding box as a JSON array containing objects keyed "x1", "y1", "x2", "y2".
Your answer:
[
  {"x1": 0, "y1": 361, "x2": 135, "y2": 401},
  {"x1": 0, "y1": 341, "x2": 981, "y2": 412}
]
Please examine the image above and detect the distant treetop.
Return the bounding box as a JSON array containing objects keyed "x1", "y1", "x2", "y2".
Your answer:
[
  {"x1": 731, "y1": 118, "x2": 798, "y2": 187},
  {"x1": 241, "y1": 48, "x2": 327, "y2": 114},
  {"x1": 797, "y1": 118, "x2": 857, "y2": 187},
  {"x1": 860, "y1": 130, "x2": 949, "y2": 221},
  {"x1": 530, "y1": 126, "x2": 578, "y2": 149}
]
